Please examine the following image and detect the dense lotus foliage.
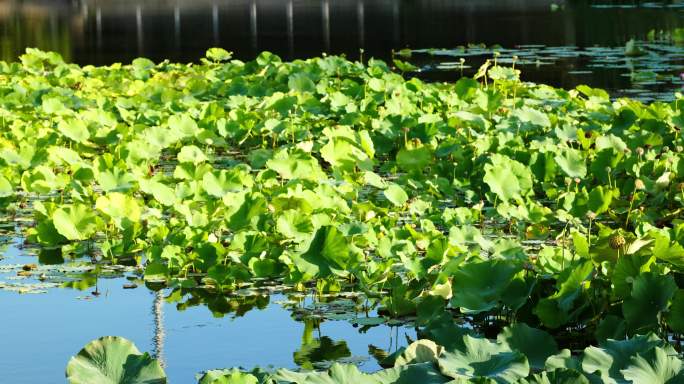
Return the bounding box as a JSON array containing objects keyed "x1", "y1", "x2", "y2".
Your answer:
[{"x1": 1, "y1": 48, "x2": 683, "y2": 382}]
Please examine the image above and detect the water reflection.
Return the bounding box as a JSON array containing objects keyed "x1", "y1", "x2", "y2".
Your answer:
[{"x1": 0, "y1": 0, "x2": 683, "y2": 66}]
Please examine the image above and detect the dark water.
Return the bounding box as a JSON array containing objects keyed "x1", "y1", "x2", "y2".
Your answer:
[
  {"x1": 0, "y1": 0, "x2": 682, "y2": 64},
  {"x1": 1, "y1": 0, "x2": 684, "y2": 99}
]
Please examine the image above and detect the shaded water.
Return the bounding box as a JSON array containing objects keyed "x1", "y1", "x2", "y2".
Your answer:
[{"x1": 1, "y1": 0, "x2": 684, "y2": 100}]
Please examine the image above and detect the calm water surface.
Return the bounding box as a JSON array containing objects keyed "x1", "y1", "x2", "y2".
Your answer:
[
  {"x1": 0, "y1": 236, "x2": 415, "y2": 383},
  {"x1": 1, "y1": 0, "x2": 684, "y2": 99}
]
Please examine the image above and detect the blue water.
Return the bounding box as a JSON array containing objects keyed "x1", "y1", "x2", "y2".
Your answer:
[{"x1": 0, "y1": 239, "x2": 414, "y2": 383}]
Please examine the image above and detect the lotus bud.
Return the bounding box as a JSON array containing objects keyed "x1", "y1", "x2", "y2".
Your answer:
[
  {"x1": 564, "y1": 177, "x2": 572, "y2": 186},
  {"x1": 586, "y1": 211, "x2": 597, "y2": 220},
  {"x1": 609, "y1": 234, "x2": 626, "y2": 250},
  {"x1": 663, "y1": 146, "x2": 670, "y2": 153},
  {"x1": 574, "y1": 177, "x2": 581, "y2": 184},
  {"x1": 605, "y1": 166, "x2": 612, "y2": 173},
  {"x1": 634, "y1": 179, "x2": 645, "y2": 190},
  {"x1": 636, "y1": 147, "x2": 644, "y2": 156}
]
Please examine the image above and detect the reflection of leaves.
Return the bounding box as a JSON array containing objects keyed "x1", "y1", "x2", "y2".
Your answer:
[{"x1": 294, "y1": 320, "x2": 351, "y2": 370}]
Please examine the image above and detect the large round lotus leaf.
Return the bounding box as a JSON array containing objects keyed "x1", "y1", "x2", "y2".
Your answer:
[
  {"x1": 384, "y1": 183, "x2": 409, "y2": 207},
  {"x1": 450, "y1": 259, "x2": 521, "y2": 314},
  {"x1": 274, "y1": 362, "x2": 449, "y2": 384},
  {"x1": 198, "y1": 369, "x2": 258, "y2": 384},
  {"x1": 620, "y1": 346, "x2": 684, "y2": 384},
  {"x1": 622, "y1": 272, "x2": 676, "y2": 333},
  {"x1": 581, "y1": 333, "x2": 667, "y2": 384},
  {"x1": 96, "y1": 193, "x2": 142, "y2": 229},
  {"x1": 58, "y1": 117, "x2": 90, "y2": 143},
  {"x1": 483, "y1": 154, "x2": 533, "y2": 202},
  {"x1": 497, "y1": 323, "x2": 558, "y2": 370},
  {"x1": 520, "y1": 369, "x2": 591, "y2": 384},
  {"x1": 554, "y1": 147, "x2": 586, "y2": 178},
  {"x1": 52, "y1": 204, "x2": 100, "y2": 241},
  {"x1": 396, "y1": 142, "x2": 432, "y2": 173},
  {"x1": 293, "y1": 226, "x2": 352, "y2": 278},
  {"x1": 667, "y1": 290, "x2": 684, "y2": 334},
  {"x1": 394, "y1": 339, "x2": 443, "y2": 367},
  {"x1": 437, "y1": 335, "x2": 529, "y2": 383},
  {"x1": 66, "y1": 336, "x2": 166, "y2": 384},
  {"x1": 177, "y1": 145, "x2": 208, "y2": 164}
]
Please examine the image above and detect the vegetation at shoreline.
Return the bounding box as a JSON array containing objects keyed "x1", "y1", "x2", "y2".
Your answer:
[{"x1": 0, "y1": 48, "x2": 683, "y2": 382}]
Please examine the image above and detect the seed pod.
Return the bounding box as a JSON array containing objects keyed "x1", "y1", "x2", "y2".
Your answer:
[
  {"x1": 586, "y1": 211, "x2": 597, "y2": 220},
  {"x1": 636, "y1": 147, "x2": 645, "y2": 156},
  {"x1": 609, "y1": 234, "x2": 626, "y2": 250},
  {"x1": 634, "y1": 179, "x2": 645, "y2": 190}
]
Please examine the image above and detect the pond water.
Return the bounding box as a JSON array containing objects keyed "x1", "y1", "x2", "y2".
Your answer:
[
  {"x1": 1, "y1": 0, "x2": 684, "y2": 100},
  {"x1": 0, "y1": 234, "x2": 415, "y2": 383},
  {"x1": 0, "y1": 0, "x2": 684, "y2": 382}
]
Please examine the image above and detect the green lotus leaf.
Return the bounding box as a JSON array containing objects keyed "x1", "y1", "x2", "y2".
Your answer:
[
  {"x1": 95, "y1": 168, "x2": 136, "y2": 193},
  {"x1": 520, "y1": 369, "x2": 591, "y2": 384},
  {"x1": 205, "y1": 47, "x2": 233, "y2": 62},
  {"x1": 595, "y1": 316, "x2": 627, "y2": 343},
  {"x1": 396, "y1": 141, "x2": 432, "y2": 173},
  {"x1": 274, "y1": 362, "x2": 448, "y2": 384},
  {"x1": 554, "y1": 148, "x2": 586, "y2": 178},
  {"x1": 177, "y1": 145, "x2": 208, "y2": 164},
  {"x1": 394, "y1": 339, "x2": 443, "y2": 367},
  {"x1": 96, "y1": 193, "x2": 142, "y2": 229},
  {"x1": 622, "y1": 272, "x2": 677, "y2": 333},
  {"x1": 533, "y1": 261, "x2": 593, "y2": 328},
  {"x1": 497, "y1": 323, "x2": 558, "y2": 370},
  {"x1": 58, "y1": 118, "x2": 90, "y2": 143},
  {"x1": 0, "y1": 176, "x2": 13, "y2": 197},
  {"x1": 65, "y1": 336, "x2": 166, "y2": 384},
  {"x1": 650, "y1": 230, "x2": 684, "y2": 268},
  {"x1": 227, "y1": 192, "x2": 267, "y2": 231},
  {"x1": 611, "y1": 253, "x2": 654, "y2": 299},
  {"x1": 437, "y1": 335, "x2": 529, "y2": 383},
  {"x1": 293, "y1": 226, "x2": 352, "y2": 278},
  {"x1": 483, "y1": 154, "x2": 533, "y2": 202},
  {"x1": 53, "y1": 204, "x2": 100, "y2": 241},
  {"x1": 587, "y1": 186, "x2": 614, "y2": 215},
  {"x1": 202, "y1": 168, "x2": 251, "y2": 197},
  {"x1": 320, "y1": 127, "x2": 374, "y2": 172},
  {"x1": 512, "y1": 106, "x2": 550, "y2": 128},
  {"x1": 289, "y1": 73, "x2": 316, "y2": 93},
  {"x1": 450, "y1": 259, "x2": 521, "y2": 314},
  {"x1": 266, "y1": 148, "x2": 326, "y2": 181},
  {"x1": 198, "y1": 369, "x2": 258, "y2": 384},
  {"x1": 384, "y1": 183, "x2": 409, "y2": 207},
  {"x1": 667, "y1": 290, "x2": 684, "y2": 334},
  {"x1": 581, "y1": 333, "x2": 669, "y2": 384},
  {"x1": 139, "y1": 178, "x2": 177, "y2": 206},
  {"x1": 545, "y1": 349, "x2": 582, "y2": 372},
  {"x1": 167, "y1": 114, "x2": 200, "y2": 138},
  {"x1": 620, "y1": 346, "x2": 684, "y2": 384},
  {"x1": 276, "y1": 209, "x2": 314, "y2": 242}
]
